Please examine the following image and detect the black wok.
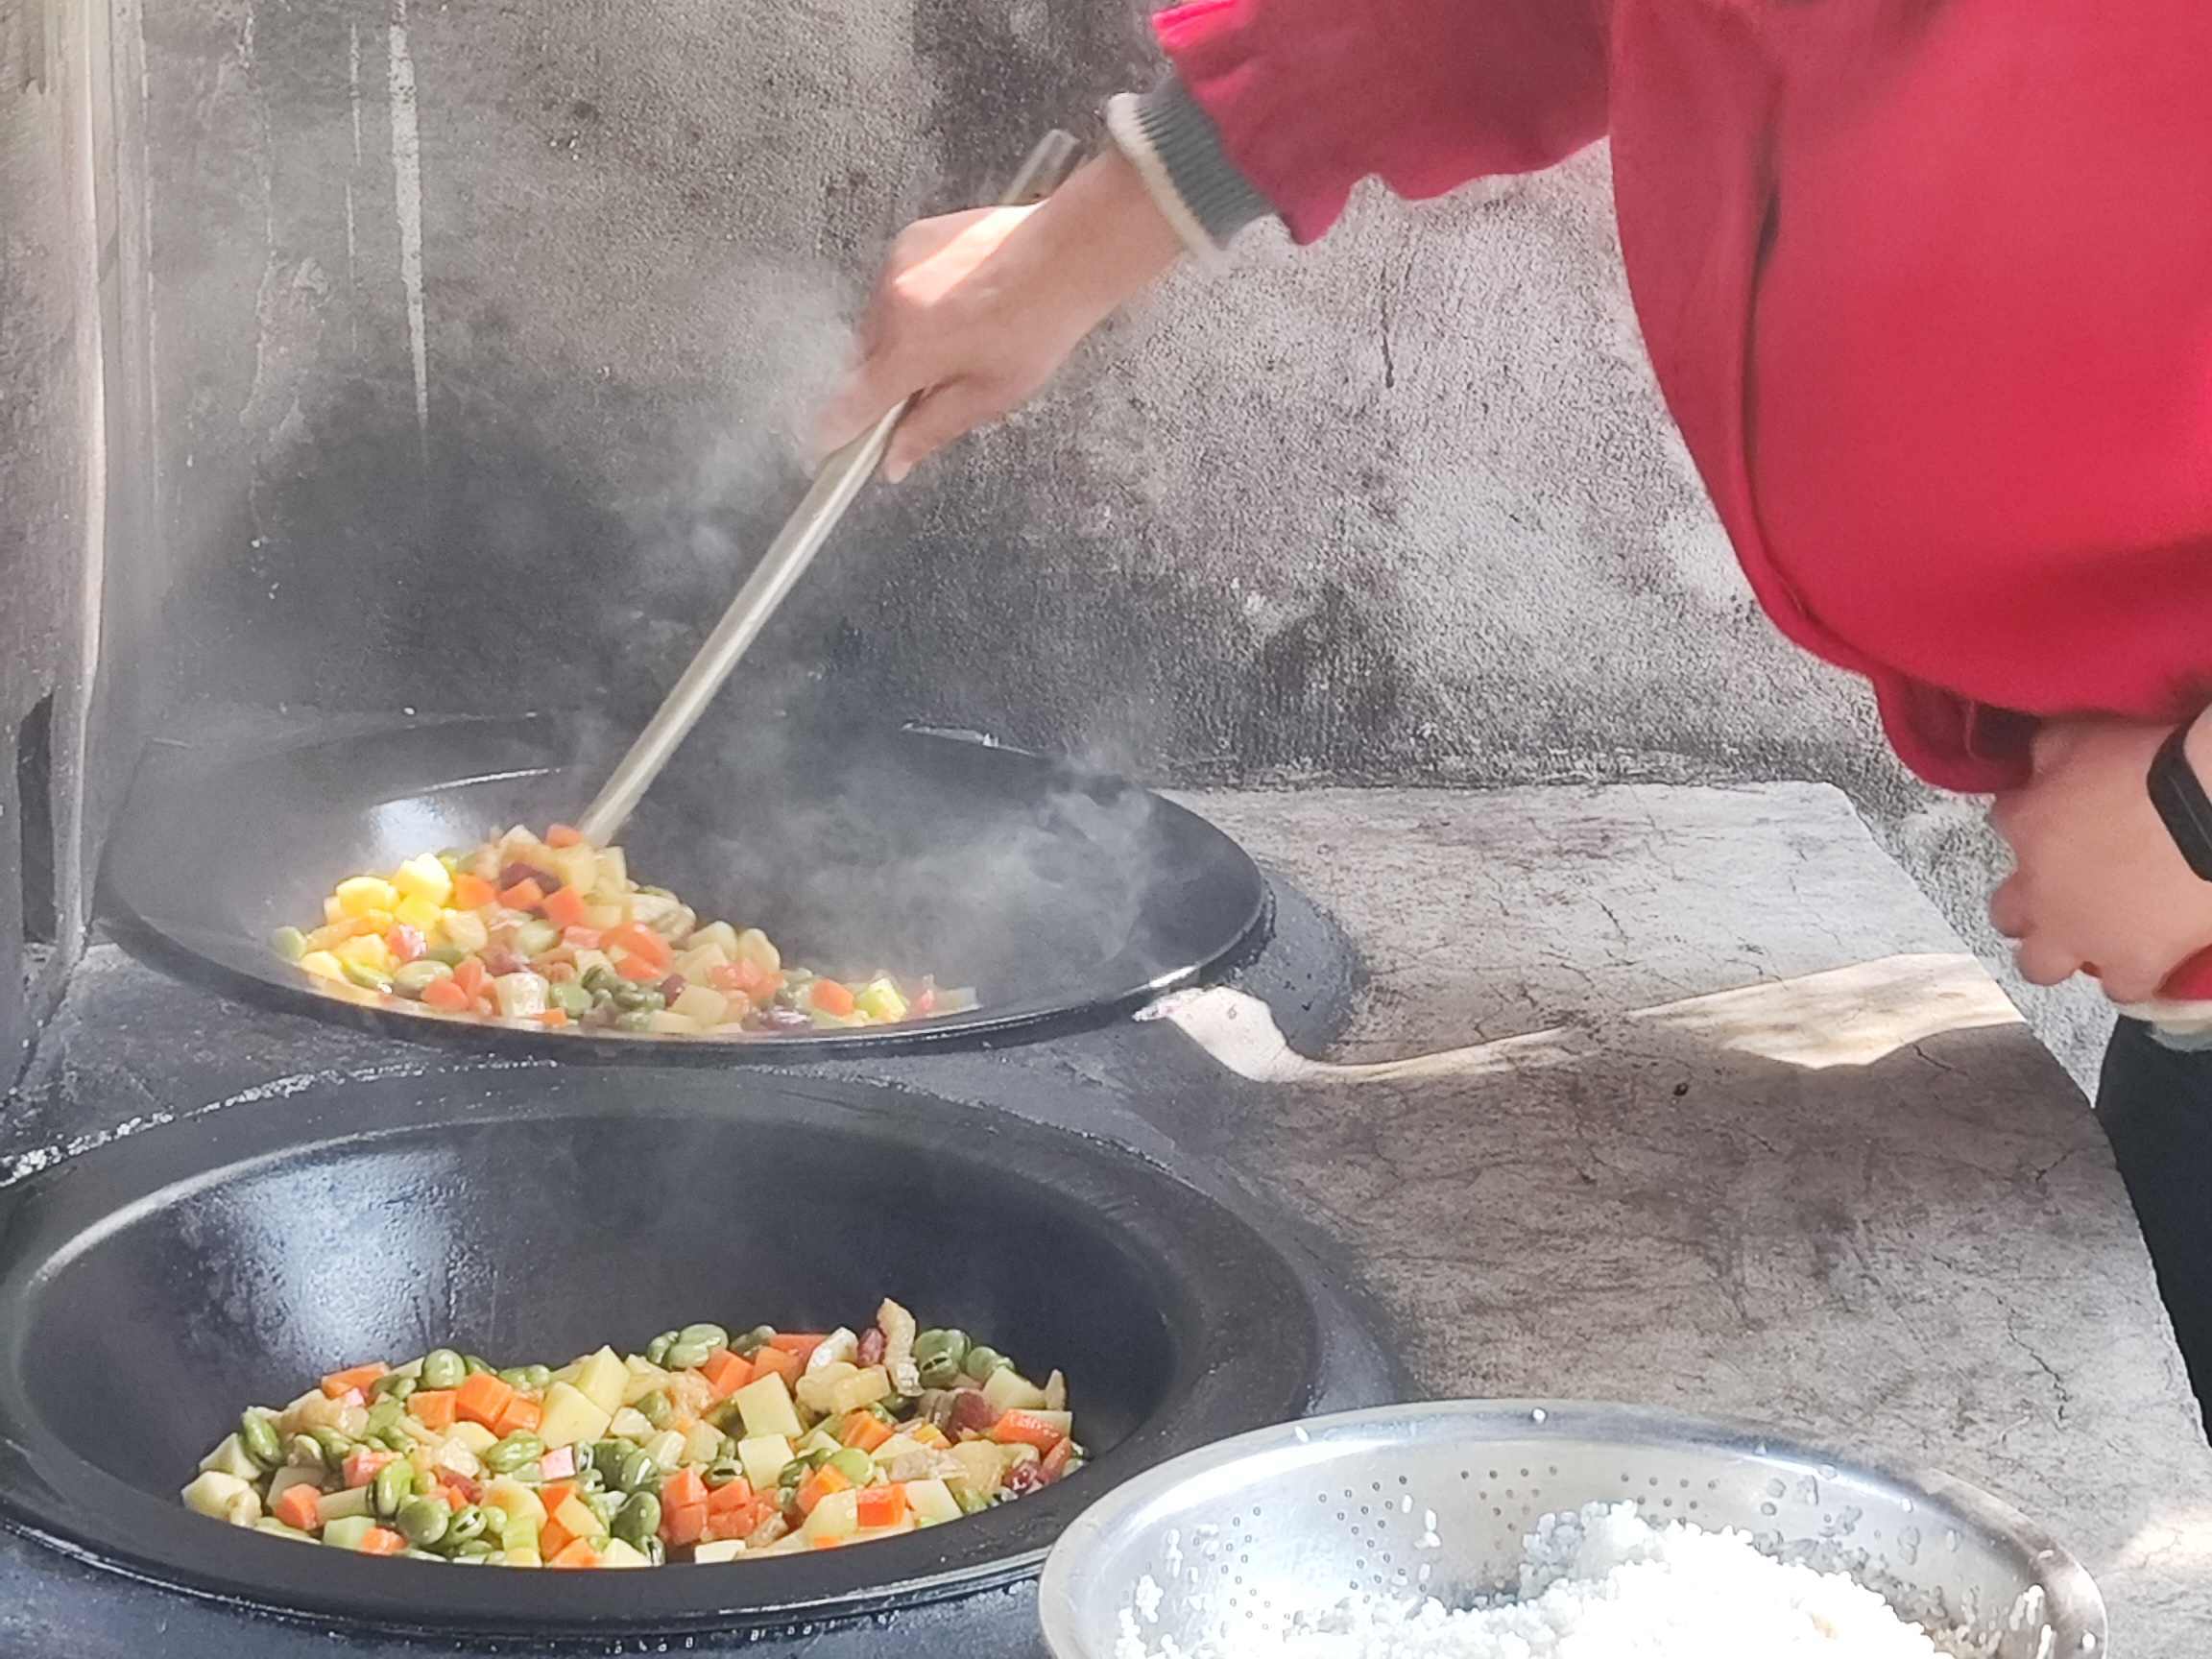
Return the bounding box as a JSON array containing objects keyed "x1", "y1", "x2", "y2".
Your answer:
[{"x1": 100, "y1": 714, "x2": 1269, "y2": 1059}]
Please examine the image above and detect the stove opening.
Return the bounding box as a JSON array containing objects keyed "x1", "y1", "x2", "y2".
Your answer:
[{"x1": 15, "y1": 691, "x2": 56, "y2": 962}]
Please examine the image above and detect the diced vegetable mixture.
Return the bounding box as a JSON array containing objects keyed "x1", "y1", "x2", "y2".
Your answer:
[
  {"x1": 182, "y1": 1300, "x2": 1081, "y2": 1569},
  {"x1": 271, "y1": 822, "x2": 975, "y2": 1036}
]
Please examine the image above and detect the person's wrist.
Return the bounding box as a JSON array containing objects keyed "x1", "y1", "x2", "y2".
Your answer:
[{"x1": 1017, "y1": 150, "x2": 1183, "y2": 329}]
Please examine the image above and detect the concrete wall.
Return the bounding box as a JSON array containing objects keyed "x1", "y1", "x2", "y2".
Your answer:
[{"x1": 36, "y1": 0, "x2": 2110, "y2": 1078}]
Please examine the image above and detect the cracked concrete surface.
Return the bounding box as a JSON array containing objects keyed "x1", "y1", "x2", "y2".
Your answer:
[{"x1": 1169, "y1": 780, "x2": 2212, "y2": 1655}]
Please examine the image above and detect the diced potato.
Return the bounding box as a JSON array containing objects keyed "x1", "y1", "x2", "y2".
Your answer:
[
  {"x1": 670, "y1": 984, "x2": 730, "y2": 1024},
  {"x1": 948, "y1": 1441, "x2": 1002, "y2": 1498},
  {"x1": 572, "y1": 1347, "x2": 629, "y2": 1417},
  {"x1": 254, "y1": 1518, "x2": 316, "y2": 1544},
  {"x1": 692, "y1": 1538, "x2": 746, "y2": 1564},
  {"x1": 571, "y1": 947, "x2": 613, "y2": 979},
  {"x1": 538, "y1": 1381, "x2": 613, "y2": 1450},
  {"x1": 393, "y1": 893, "x2": 444, "y2": 932},
  {"x1": 499, "y1": 1547, "x2": 542, "y2": 1569},
  {"x1": 597, "y1": 1536, "x2": 651, "y2": 1568},
  {"x1": 584, "y1": 904, "x2": 627, "y2": 932},
  {"x1": 335, "y1": 932, "x2": 394, "y2": 973},
  {"x1": 854, "y1": 1518, "x2": 919, "y2": 1544},
  {"x1": 320, "y1": 1515, "x2": 377, "y2": 1551},
  {"x1": 733, "y1": 1373, "x2": 804, "y2": 1439},
  {"x1": 736, "y1": 1434, "x2": 795, "y2": 1489},
  {"x1": 644, "y1": 1010, "x2": 701, "y2": 1035},
  {"x1": 181, "y1": 1470, "x2": 256, "y2": 1521},
  {"x1": 430, "y1": 1438, "x2": 483, "y2": 1479},
  {"x1": 548, "y1": 846, "x2": 600, "y2": 898},
  {"x1": 643, "y1": 1429, "x2": 685, "y2": 1473},
  {"x1": 795, "y1": 1425, "x2": 841, "y2": 1458},
  {"x1": 830, "y1": 1366, "x2": 893, "y2": 1416},
  {"x1": 493, "y1": 971, "x2": 549, "y2": 1019},
  {"x1": 667, "y1": 1369, "x2": 712, "y2": 1417},
  {"x1": 553, "y1": 1494, "x2": 603, "y2": 1540},
  {"x1": 442, "y1": 909, "x2": 490, "y2": 953},
  {"x1": 803, "y1": 1489, "x2": 859, "y2": 1544},
  {"x1": 483, "y1": 1477, "x2": 547, "y2": 1527},
  {"x1": 904, "y1": 1479, "x2": 961, "y2": 1525},
  {"x1": 391, "y1": 854, "x2": 454, "y2": 907},
  {"x1": 197, "y1": 1432, "x2": 262, "y2": 1481},
  {"x1": 687, "y1": 921, "x2": 739, "y2": 957},
  {"x1": 733, "y1": 927, "x2": 781, "y2": 973},
  {"x1": 334, "y1": 876, "x2": 398, "y2": 918},
  {"x1": 447, "y1": 1421, "x2": 497, "y2": 1455},
  {"x1": 595, "y1": 847, "x2": 628, "y2": 891},
  {"x1": 855, "y1": 978, "x2": 909, "y2": 1023},
  {"x1": 682, "y1": 1422, "x2": 724, "y2": 1466},
  {"x1": 870, "y1": 1433, "x2": 925, "y2": 1466},
  {"x1": 297, "y1": 950, "x2": 346, "y2": 983},
  {"x1": 794, "y1": 1361, "x2": 858, "y2": 1417},
  {"x1": 981, "y1": 1366, "x2": 1049, "y2": 1415},
  {"x1": 315, "y1": 1485, "x2": 373, "y2": 1524},
  {"x1": 609, "y1": 1407, "x2": 653, "y2": 1440}
]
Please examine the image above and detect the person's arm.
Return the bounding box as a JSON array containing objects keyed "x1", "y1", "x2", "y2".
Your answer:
[{"x1": 821, "y1": 0, "x2": 1615, "y2": 479}]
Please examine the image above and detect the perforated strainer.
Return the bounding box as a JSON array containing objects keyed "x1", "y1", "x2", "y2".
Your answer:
[{"x1": 1039, "y1": 1401, "x2": 2106, "y2": 1659}]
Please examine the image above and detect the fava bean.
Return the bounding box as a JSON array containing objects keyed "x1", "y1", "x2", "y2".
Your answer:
[
  {"x1": 445, "y1": 1505, "x2": 488, "y2": 1546},
  {"x1": 310, "y1": 1428, "x2": 354, "y2": 1468},
  {"x1": 914, "y1": 1328, "x2": 970, "y2": 1369},
  {"x1": 643, "y1": 1331, "x2": 678, "y2": 1367},
  {"x1": 238, "y1": 1412, "x2": 282, "y2": 1472},
  {"x1": 827, "y1": 1448, "x2": 875, "y2": 1487},
  {"x1": 663, "y1": 1339, "x2": 710, "y2": 1371},
  {"x1": 370, "y1": 1372, "x2": 416, "y2": 1403},
  {"x1": 396, "y1": 1496, "x2": 449, "y2": 1547},
  {"x1": 613, "y1": 1491, "x2": 661, "y2": 1550},
  {"x1": 484, "y1": 1432, "x2": 543, "y2": 1475},
  {"x1": 732, "y1": 1325, "x2": 777, "y2": 1358},
  {"x1": 613, "y1": 1448, "x2": 658, "y2": 1494},
  {"x1": 637, "y1": 1390, "x2": 673, "y2": 1429},
  {"x1": 703, "y1": 1458, "x2": 746, "y2": 1490},
  {"x1": 373, "y1": 1459, "x2": 412, "y2": 1519},
  {"x1": 962, "y1": 1345, "x2": 1010, "y2": 1381},
  {"x1": 419, "y1": 1349, "x2": 466, "y2": 1390}
]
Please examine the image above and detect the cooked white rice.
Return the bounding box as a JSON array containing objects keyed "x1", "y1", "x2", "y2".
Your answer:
[{"x1": 1116, "y1": 1501, "x2": 1941, "y2": 1658}]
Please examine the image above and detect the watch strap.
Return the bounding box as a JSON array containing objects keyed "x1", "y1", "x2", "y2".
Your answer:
[{"x1": 2149, "y1": 723, "x2": 2212, "y2": 881}]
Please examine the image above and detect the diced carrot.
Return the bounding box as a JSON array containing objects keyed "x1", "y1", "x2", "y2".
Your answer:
[
  {"x1": 615, "y1": 954, "x2": 662, "y2": 981},
  {"x1": 766, "y1": 1333, "x2": 827, "y2": 1361},
  {"x1": 453, "y1": 1371, "x2": 515, "y2": 1430},
  {"x1": 661, "y1": 1466, "x2": 708, "y2": 1512},
  {"x1": 605, "y1": 924, "x2": 672, "y2": 971},
  {"x1": 540, "y1": 885, "x2": 589, "y2": 928},
  {"x1": 539, "y1": 1516, "x2": 576, "y2": 1560},
  {"x1": 809, "y1": 978, "x2": 856, "y2": 1017},
  {"x1": 749, "y1": 1344, "x2": 802, "y2": 1387},
  {"x1": 855, "y1": 1484, "x2": 908, "y2": 1528},
  {"x1": 539, "y1": 1481, "x2": 578, "y2": 1518},
  {"x1": 561, "y1": 926, "x2": 602, "y2": 950},
  {"x1": 407, "y1": 1388, "x2": 458, "y2": 1431},
  {"x1": 498, "y1": 878, "x2": 546, "y2": 910},
  {"x1": 450, "y1": 873, "x2": 494, "y2": 910},
  {"x1": 793, "y1": 1466, "x2": 850, "y2": 1518},
  {"x1": 662, "y1": 1502, "x2": 708, "y2": 1548},
  {"x1": 321, "y1": 1361, "x2": 387, "y2": 1399},
  {"x1": 701, "y1": 1507, "x2": 750, "y2": 1543},
  {"x1": 547, "y1": 1538, "x2": 602, "y2": 1569},
  {"x1": 438, "y1": 1481, "x2": 468, "y2": 1511},
  {"x1": 493, "y1": 1394, "x2": 542, "y2": 1437},
  {"x1": 544, "y1": 823, "x2": 585, "y2": 849},
  {"x1": 811, "y1": 1533, "x2": 849, "y2": 1550},
  {"x1": 706, "y1": 1476, "x2": 756, "y2": 1516},
  {"x1": 840, "y1": 1411, "x2": 894, "y2": 1453},
  {"x1": 384, "y1": 925, "x2": 425, "y2": 964},
  {"x1": 451, "y1": 955, "x2": 488, "y2": 998},
  {"x1": 1041, "y1": 1437, "x2": 1079, "y2": 1482},
  {"x1": 537, "y1": 1007, "x2": 568, "y2": 1029},
  {"x1": 343, "y1": 1448, "x2": 396, "y2": 1488},
  {"x1": 355, "y1": 1527, "x2": 407, "y2": 1556},
  {"x1": 421, "y1": 977, "x2": 470, "y2": 1011},
  {"x1": 708, "y1": 963, "x2": 746, "y2": 995},
  {"x1": 702, "y1": 1349, "x2": 755, "y2": 1401},
  {"x1": 272, "y1": 1483, "x2": 324, "y2": 1532},
  {"x1": 990, "y1": 1409, "x2": 1070, "y2": 1452}
]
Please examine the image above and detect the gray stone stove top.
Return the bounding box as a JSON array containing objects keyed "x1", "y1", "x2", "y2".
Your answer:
[{"x1": 4, "y1": 780, "x2": 2207, "y2": 1654}]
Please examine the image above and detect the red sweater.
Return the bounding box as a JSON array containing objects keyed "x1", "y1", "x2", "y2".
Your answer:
[{"x1": 1155, "y1": 0, "x2": 2212, "y2": 792}]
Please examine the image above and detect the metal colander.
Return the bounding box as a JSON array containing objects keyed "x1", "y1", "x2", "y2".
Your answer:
[{"x1": 1038, "y1": 1401, "x2": 2106, "y2": 1659}]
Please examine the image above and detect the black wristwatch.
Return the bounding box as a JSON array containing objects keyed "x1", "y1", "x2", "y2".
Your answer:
[{"x1": 2149, "y1": 722, "x2": 2212, "y2": 881}]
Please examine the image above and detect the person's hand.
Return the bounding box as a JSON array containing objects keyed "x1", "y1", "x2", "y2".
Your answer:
[
  {"x1": 818, "y1": 149, "x2": 1187, "y2": 481},
  {"x1": 1987, "y1": 714, "x2": 2212, "y2": 1002}
]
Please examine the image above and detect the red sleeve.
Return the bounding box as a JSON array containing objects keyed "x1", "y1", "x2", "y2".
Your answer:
[{"x1": 1156, "y1": 0, "x2": 1615, "y2": 243}]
